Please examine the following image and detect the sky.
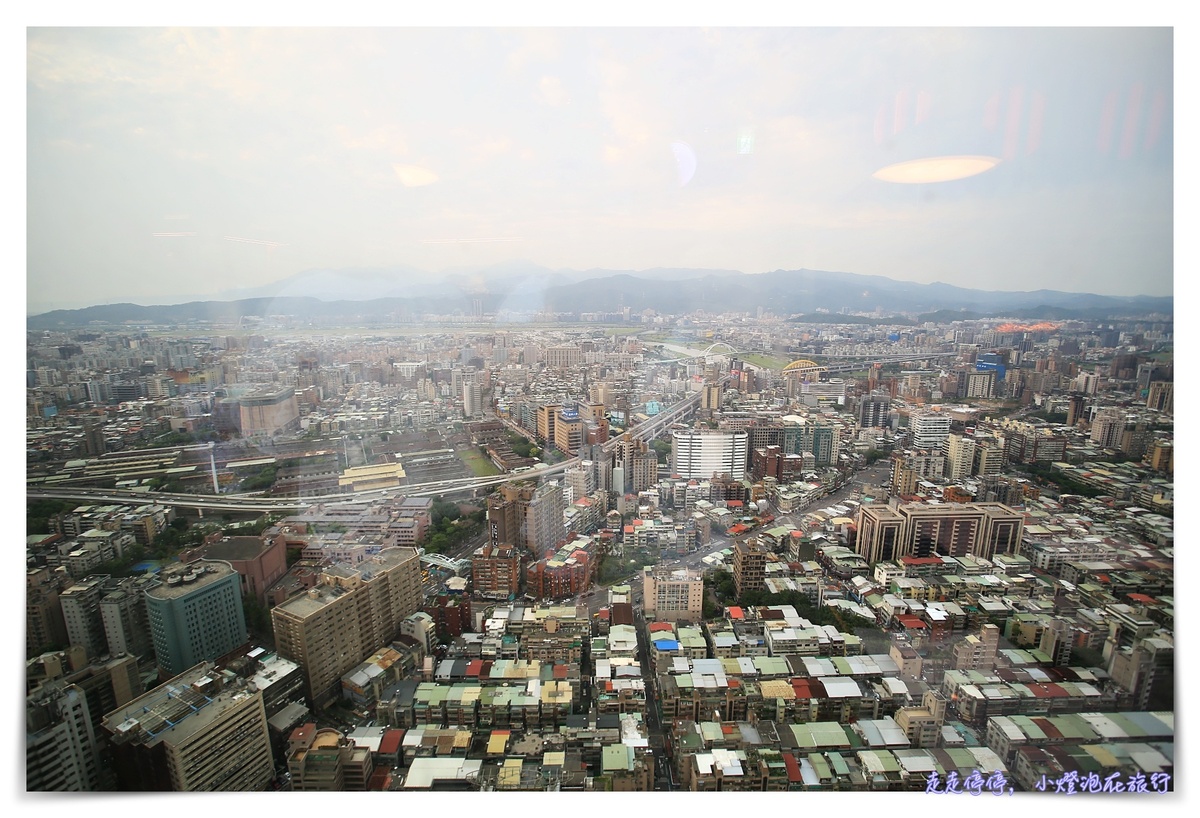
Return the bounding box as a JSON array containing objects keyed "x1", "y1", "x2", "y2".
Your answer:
[{"x1": 25, "y1": 25, "x2": 1175, "y2": 313}]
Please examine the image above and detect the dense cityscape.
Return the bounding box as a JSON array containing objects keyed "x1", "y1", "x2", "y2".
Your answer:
[{"x1": 25, "y1": 303, "x2": 1175, "y2": 793}]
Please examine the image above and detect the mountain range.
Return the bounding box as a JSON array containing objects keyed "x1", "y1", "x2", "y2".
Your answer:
[{"x1": 26, "y1": 265, "x2": 1173, "y2": 330}]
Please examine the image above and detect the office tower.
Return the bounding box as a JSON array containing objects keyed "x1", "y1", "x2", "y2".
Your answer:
[
  {"x1": 271, "y1": 547, "x2": 422, "y2": 708},
  {"x1": 60, "y1": 576, "x2": 110, "y2": 660},
  {"x1": 854, "y1": 502, "x2": 1023, "y2": 563},
  {"x1": 102, "y1": 663, "x2": 274, "y2": 791},
  {"x1": 905, "y1": 502, "x2": 1022, "y2": 561},
  {"x1": 26, "y1": 682, "x2": 99, "y2": 791},
  {"x1": 942, "y1": 433, "x2": 976, "y2": 480},
  {"x1": 553, "y1": 404, "x2": 585, "y2": 455},
  {"x1": 909, "y1": 410, "x2": 951, "y2": 449},
  {"x1": 858, "y1": 392, "x2": 890, "y2": 429},
  {"x1": 642, "y1": 566, "x2": 705, "y2": 622},
  {"x1": 855, "y1": 504, "x2": 906, "y2": 565},
  {"x1": 145, "y1": 561, "x2": 247, "y2": 678},
  {"x1": 536, "y1": 403, "x2": 560, "y2": 445},
  {"x1": 1146, "y1": 381, "x2": 1173, "y2": 414},
  {"x1": 671, "y1": 429, "x2": 748, "y2": 480}
]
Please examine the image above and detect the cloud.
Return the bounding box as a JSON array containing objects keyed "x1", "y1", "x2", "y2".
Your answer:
[
  {"x1": 392, "y1": 164, "x2": 439, "y2": 187},
  {"x1": 538, "y1": 76, "x2": 570, "y2": 107}
]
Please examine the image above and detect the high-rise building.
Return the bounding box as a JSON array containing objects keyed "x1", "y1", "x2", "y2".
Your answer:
[
  {"x1": 237, "y1": 387, "x2": 300, "y2": 438},
  {"x1": 462, "y1": 376, "x2": 483, "y2": 418},
  {"x1": 1090, "y1": 407, "x2": 1125, "y2": 449},
  {"x1": 854, "y1": 504, "x2": 906, "y2": 565},
  {"x1": 858, "y1": 392, "x2": 890, "y2": 429},
  {"x1": 60, "y1": 576, "x2": 110, "y2": 661},
  {"x1": 1003, "y1": 421, "x2": 1067, "y2": 464},
  {"x1": 671, "y1": 429, "x2": 748, "y2": 480},
  {"x1": 854, "y1": 502, "x2": 1023, "y2": 563},
  {"x1": 471, "y1": 542, "x2": 524, "y2": 599},
  {"x1": 701, "y1": 382, "x2": 723, "y2": 412},
  {"x1": 145, "y1": 561, "x2": 247, "y2": 678},
  {"x1": 486, "y1": 480, "x2": 566, "y2": 557},
  {"x1": 100, "y1": 575, "x2": 155, "y2": 659},
  {"x1": 614, "y1": 433, "x2": 659, "y2": 494},
  {"x1": 1146, "y1": 381, "x2": 1173, "y2": 414},
  {"x1": 27, "y1": 567, "x2": 69, "y2": 658},
  {"x1": 731, "y1": 539, "x2": 767, "y2": 599},
  {"x1": 642, "y1": 566, "x2": 705, "y2": 622},
  {"x1": 1150, "y1": 440, "x2": 1173, "y2": 474},
  {"x1": 909, "y1": 411, "x2": 951, "y2": 449},
  {"x1": 1065, "y1": 393, "x2": 1087, "y2": 426},
  {"x1": 536, "y1": 403, "x2": 560, "y2": 446},
  {"x1": 26, "y1": 682, "x2": 100, "y2": 791},
  {"x1": 942, "y1": 434, "x2": 976, "y2": 480},
  {"x1": 972, "y1": 436, "x2": 1006, "y2": 476},
  {"x1": 545, "y1": 344, "x2": 582, "y2": 370},
  {"x1": 271, "y1": 547, "x2": 422, "y2": 708},
  {"x1": 526, "y1": 482, "x2": 567, "y2": 556},
  {"x1": 101, "y1": 662, "x2": 274, "y2": 791},
  {"x1": 553, "y1": 404, "x2": 585, "y2": 455}
]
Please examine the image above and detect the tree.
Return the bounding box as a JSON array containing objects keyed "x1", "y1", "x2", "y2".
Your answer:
[
  {"x1": 651, "y1": 439, "x2": 672, "y2": 464},
  {"x1": 242, "y1": 592, "x2": 272, "y2": 635}
]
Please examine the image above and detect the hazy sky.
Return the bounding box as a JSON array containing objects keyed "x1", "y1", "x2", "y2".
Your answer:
[{"x1": 26, "y1": 26, "x2": 1174, "y2": 312}]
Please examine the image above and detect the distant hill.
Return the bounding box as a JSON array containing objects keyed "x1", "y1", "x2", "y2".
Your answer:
[{"x1": 26, "y1": 267, "x2": 1173, "y2": 329}]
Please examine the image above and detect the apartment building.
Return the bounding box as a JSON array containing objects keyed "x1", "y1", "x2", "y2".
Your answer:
[
  {"x1": 271, "y1": 547, "x2": 422, "y2": 708},
  {"x1": 102, "y1": 663, "x2": 274, "y2": 791}
]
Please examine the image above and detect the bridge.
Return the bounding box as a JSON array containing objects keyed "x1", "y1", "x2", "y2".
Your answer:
[
  {"x1": 647, "y1": 342, "x2": 955, "y2": 374},
  {"x1": 420, "y1": 552, "x2": 470, "y2": 574}
]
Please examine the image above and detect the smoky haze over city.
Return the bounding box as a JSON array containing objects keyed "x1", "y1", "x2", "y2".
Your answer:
[{"x1": 23, "y1": 20, "x2": 1176, "y2": 802}]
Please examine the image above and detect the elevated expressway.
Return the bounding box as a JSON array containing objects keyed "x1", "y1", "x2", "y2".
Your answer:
[{"x1": 27, "y1": 349, "x2": 951, "y2": 514}]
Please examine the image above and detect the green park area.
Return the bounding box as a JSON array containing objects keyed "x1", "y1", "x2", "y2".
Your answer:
[
  {"x1": 459, "y1": 448, "x2": 501, "y2": 477},
  {"x1": 740, "y1": 352, "x2": 789, "y2": 370}
]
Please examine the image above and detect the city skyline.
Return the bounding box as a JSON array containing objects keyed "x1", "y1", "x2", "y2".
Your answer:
[{"x1": 27, "y1": 25, "x2": 1174, "y2": 315}]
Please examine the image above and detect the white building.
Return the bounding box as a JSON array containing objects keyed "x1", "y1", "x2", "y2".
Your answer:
[
  {"x1": 910, "y1": 411, "x2": 951, "y2": 450},
  {"x1": 671, "y1": 429, "x2": 748, "y2": 480}
]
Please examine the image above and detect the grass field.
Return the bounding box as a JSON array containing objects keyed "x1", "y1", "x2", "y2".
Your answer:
[
  {"x1": 740, "y1": 353, "x2": 789, "y2": 370},
  {"x1": 459, "y1": 449, "x2": 501, "y2": 477}
]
